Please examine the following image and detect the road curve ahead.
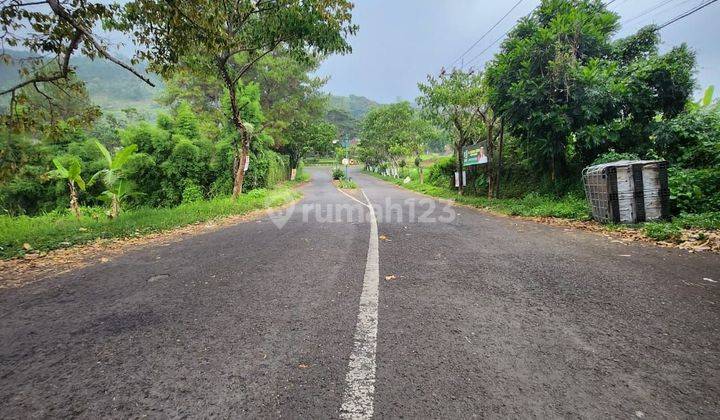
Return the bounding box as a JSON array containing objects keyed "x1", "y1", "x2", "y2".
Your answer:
[{"x1": 1, "y1": 166, "x2": 719, "y2": 418}]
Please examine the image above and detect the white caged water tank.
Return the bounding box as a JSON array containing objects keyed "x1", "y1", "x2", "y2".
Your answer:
[{"x1": 582, "y1": 160, "x2": 670, "y2": 224}]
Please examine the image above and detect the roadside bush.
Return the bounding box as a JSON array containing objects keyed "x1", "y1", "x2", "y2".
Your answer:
[
  {"x1": 125, "y1": 152, "x2": 162, "y2": 206},
  {"x1": 426, "y1": 156, "x2": 454, "y2": 188},
  {"x1": 332, "y1": 168, "x2": 345, "y2": 180},
  {"x1": 592, "y1": 150, "x2": 641, "y2": 165},
  {"x1": 654, "y1": 109, "x2": 720, "y2": 169},
  {"x1": 244, "y1": 149, "x2": 287, "y2": 190},
  {"x1": 668, "y1": 167, "x2": 720, "y2": 214},
  {"x1": 0, "y1": 165, "x2": 55, "y2": 216},
  {"x1": 181, "y1": 182, "x2": 204, "y2": 203}
]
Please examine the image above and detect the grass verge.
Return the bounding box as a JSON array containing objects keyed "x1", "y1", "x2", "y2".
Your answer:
[
  {"x1": 367, "y1": 170, "x2": 719, "y2": 250},
  {"x1": 367, "y1": 171, "x2": 590, "y2": 220},
  {"x1": 338, "y1": 179, "x2": 358, "y2": 189},
  {"x1": 0, "y1": 184, "x2": 302, "y2": 260},
  {"x1": 643, "y1": 212, "x2": 720, "y2": 241}
]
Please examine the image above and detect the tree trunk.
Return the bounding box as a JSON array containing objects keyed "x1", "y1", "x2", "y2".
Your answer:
[
  {"x1": 418, "y1": 166, "x2": 424, "y2": 184},
  {"x1": 289, "y1": 153, "x2": 300, "y2": 181},
  {"x1": 496, "y1": 119, "x2": 505, "y2": 198},
  {"x1": 68, "y1": 181, "x2": 80, "y2": 220},
  {"x1": 219, "y1": 58, "x2": 251, "y2": 199},
  {"x1": 486, "y1": 123, "x2": 495, "y2": 199},
  {"x1": 232, "y1": 144, "x2": 249, "y2": 198},
  {"x1": 456, "y1": 144, "x2": 464, "y2": 195},
  {"x1": 111, "y1": 194, "x2": 119, "y2": 219}
]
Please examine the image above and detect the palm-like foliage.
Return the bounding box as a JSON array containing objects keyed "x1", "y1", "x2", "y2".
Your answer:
[
  {"x1": 90, "y1": 141, "x2": 138, "y2": 218},
  {"x1": 47, "y1": 158, "x2": 86, "y2": 219}
]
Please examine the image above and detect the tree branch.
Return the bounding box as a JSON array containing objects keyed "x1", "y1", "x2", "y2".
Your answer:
[
  {"x1": 46, "y1": 0, "x2": 155, "y2": 86},
  {"x1": 231, "y1": 39, "x2": 283, "y2": 85},
  {"x1": 0, "y1": 29, "x2": 82, "y2": 96}
]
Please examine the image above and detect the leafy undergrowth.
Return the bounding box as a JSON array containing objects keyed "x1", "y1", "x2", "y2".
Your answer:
[
  {"x1": 0, "y1": 185, "x2": 301, "y2": 260},
  {"x1": 367, "y1": 171, "x2": 719, "y2": 252}
]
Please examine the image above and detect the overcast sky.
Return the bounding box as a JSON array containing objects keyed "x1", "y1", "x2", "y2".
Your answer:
[{"x1": 316, "y1": 0, "x2": 720, "y2": 103}]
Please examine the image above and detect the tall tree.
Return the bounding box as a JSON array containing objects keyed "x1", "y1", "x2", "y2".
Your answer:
[
  {"x1": 281, "y1": 119, "x2": 336, "y2": 179},
  {"x1": 417, "y1": 70, "x2": 484, "y2": 194},
  {"x1": 121, "y1": 0, "x2": 356, "y2": 197},
  {"x1": 485, "y1": 0, "x2": 695, "y2": 179},
  {"x1": 357, "y1": 102, "x2": 434, "y2": 180}
]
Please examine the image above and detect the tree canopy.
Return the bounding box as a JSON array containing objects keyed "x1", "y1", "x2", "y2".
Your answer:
[{"x1": 485, "y1": 0, "x2": 695, "y2": 179}]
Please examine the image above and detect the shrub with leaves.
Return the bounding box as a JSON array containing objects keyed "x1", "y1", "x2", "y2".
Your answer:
[
  {"x1": 181, "y1": 182, "x2": 204, "y2": 203},
  {"x1": 46, "y1": 157, "x2": 86, "y2": 219},
  {"x1": 426, "y1": 157, "x2": 455, "y2": 188},
  {"x1": 90, "y1": 141, "x2": 138, "y2": 218},
  {"x1": 668, "y1": 168, "x2": 720, "y2": 214},
  {"x1": 332, "y1": 168, "x2": 345, "y2": 180}
]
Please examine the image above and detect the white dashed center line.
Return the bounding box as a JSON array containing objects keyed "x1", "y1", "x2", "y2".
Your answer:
[{"x1": 340, "y1": 188, "x2": 380, "y2": 419}]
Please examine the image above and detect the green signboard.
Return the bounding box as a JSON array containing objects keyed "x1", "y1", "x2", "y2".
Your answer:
[{"x1": 463, "y1": 142, "x2": 488, "y2": 167}]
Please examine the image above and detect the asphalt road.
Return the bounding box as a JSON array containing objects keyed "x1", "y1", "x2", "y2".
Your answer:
[{"x1": 1, "y1": 167, "x2": 719, "y2": 418}]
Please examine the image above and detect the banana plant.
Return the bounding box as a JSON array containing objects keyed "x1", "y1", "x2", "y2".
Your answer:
[
  {"x1": 47, "y1": 158, "x2": 86, "y2": 220},
  {"x1": 699, "y1": 85, "x2": 715, "y2": 108},
  {"x1": 90, "y1": 141, "x2": 138, "y2": 218},
  {"x1": 98, "y1": 181, "x2": 137, "y2": 219}
]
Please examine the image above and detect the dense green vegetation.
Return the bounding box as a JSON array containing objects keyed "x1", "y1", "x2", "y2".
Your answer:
[
  {"x1": 0, "y1": 0, "x2": 359, "y2": 258},
  {"x1": 355, "y1": 0, "x2": 718, "y2": 235},
  {"x1": 367, "y1": 169, "x2": 589, "y2": 220}
]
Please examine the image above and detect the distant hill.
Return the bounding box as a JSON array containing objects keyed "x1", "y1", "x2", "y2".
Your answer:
[
  {"x1": 0, "y1": 50, "x2": 162, "y2": 115},
  {"x1": 327, "y1": 94, "x2": 379, "y2": 120},
  {"x1": 2, "y1": 51, "x2": 381, "y2": 121}
]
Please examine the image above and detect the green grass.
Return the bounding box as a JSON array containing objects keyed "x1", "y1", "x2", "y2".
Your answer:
[
  {"x1": 643, "y1": 212, "x2": 720, "y2": 241},
  {"x1": 367, "y1": 170, "x2": 719, "y2": 243},
  {"x1": 338, "y1": 179, "x2": 358, "y2": 189},
  {"x1": 0, "y1": 185, "x2": 301, "y2": 259},
  {"x1": 366, "y1": 171, "x2": 590, "y2": 220}
]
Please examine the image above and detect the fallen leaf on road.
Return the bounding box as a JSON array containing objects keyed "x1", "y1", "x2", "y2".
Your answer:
[
  {"x1": 385, "y1": 275, "x2": 397, "y2": 281},
  {"x1": 379, "y1": 235, "x2": 390, "y2": 241},
  {"x1": 298, "y1": 363, "x2": 310, "y2": 369},
  {"x1": 147, "y1": 274, "x2": 169, "y2": 283},
  {"x1": 100, "y1": 257, "x2": 109, "y2": 263}
]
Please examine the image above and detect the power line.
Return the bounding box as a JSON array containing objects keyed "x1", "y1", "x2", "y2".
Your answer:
[
  {"x1": 621, "y1": 0, "x2": 698, "y2": 29},
  {"x1": 454, "y1": 0, "x2": 699, "y2": 73},
  {"x1": 448, "y1": 0, "x2": 525, "y2": 69},
  {"x1": 464, "y1": 28, "x2": 512, "y2": 69},
  {"x1": 622, "y1": 0, "x2": 676, "y2": 25},
  {"x1": 463, "y1": 0, "x2": 619, "y2": 70},
  {"x1": 657, "y1": 0, "x2": 718, "y2": 29}
]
